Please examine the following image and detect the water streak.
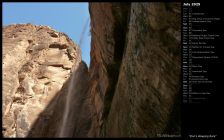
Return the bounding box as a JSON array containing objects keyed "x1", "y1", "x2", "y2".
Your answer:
[{"x1": 58, "y1": 66, "x2": 78, "y2": 137}]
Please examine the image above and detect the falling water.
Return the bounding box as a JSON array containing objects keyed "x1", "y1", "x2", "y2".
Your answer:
[
  {"x1": 58, "y1": 18, "x2": 90, "y2": 138},
  {"x1": 57, "y1": 62, "x2": 88, "y2": 137},
  {"x1": 58, "y1": 66, "x2": 78, "y2": 137}
]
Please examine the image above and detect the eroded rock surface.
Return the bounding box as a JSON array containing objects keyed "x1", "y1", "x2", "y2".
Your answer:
[
  {"x1": 27, "y1": 61, "x2": 89, "y2": 137},
  {"x1": 88, "y1": 3, "x2": 181, "y2": 137},
  {"x1": 2, "y1": 24, "x2": 81, "y2": 137},
  {"x1": 87, "y1": 3, "x2": 130, "y2": 136}
]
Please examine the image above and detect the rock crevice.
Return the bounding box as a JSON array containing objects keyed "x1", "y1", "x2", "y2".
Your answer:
[{"x1": 87, "y1": 3, "x2": 181, "y2": 137}]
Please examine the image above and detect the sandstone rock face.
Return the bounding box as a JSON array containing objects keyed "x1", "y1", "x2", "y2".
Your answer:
[
  {"x1": 87, "y1": 3, "x2": 130, "y2": 136},
  {"x1": 2, "y1": 24, "x2": 81, "y2": 137},
  {"x1": 88, "y1": 3, "x2": 181, "y2": 137},
  {"x1": 27, "y1": 61, "x2": 90, "y2": 137}
]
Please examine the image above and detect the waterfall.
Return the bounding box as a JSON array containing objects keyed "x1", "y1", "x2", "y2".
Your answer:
[
  {"x1": 57, "y1": 62, "x2": 88, "y2": 137},
  {"x1": 58, "y1": 66, "x2": 78, "y2": 137}
]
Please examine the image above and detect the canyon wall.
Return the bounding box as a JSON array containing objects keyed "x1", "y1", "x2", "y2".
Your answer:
[
  {"x1": 88, "y1": 3, "x2": 181, "y2": 137},
  {"x1": 87, "y1": 3, "x2": 131, "y2": 136},
  {"x1": 2, "y1": 24, "x2": 87, "y2": 137}
]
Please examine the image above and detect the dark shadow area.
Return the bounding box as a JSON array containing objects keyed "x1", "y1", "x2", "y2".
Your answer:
[
  {"x1": 163, "y1": 90, "x2": 181, "y2": 135},
  {"x1": 27, "y1": 61, "x2": 90, "y2": 137},
  {"x1": 102, "y1": 3, "x2": 131, "y2": 122}
]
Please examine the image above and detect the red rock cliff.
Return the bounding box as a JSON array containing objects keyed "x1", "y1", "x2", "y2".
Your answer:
[{"x1": 87, "y1": 3, "x2": 181, "y2": 137}]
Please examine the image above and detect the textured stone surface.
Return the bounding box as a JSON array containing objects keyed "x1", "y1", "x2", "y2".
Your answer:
[
  {"x1": 88, "y1": 3, "x2": 181, "y2": 137},
  {"x1": 2, "y1": 24, "x2": 81, "y2": 137},
  {"x1": 104, "y1": 3, "x2": 181, "y2": 137},
  {"x1": 27, "y1": 61, "x2": 90, "y2": 137},
  {"x1": 87, "y1": 3, "x2": 130, "y2": 137}
]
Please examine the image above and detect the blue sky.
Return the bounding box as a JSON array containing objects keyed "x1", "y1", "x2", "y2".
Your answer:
[{"x1": 3, "y1": 2, "x2": 91, "y2": 66}]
